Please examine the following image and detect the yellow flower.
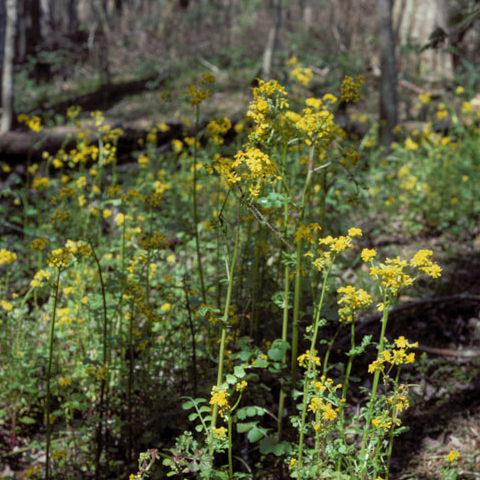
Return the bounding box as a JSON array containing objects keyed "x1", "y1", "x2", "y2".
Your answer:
[
  {"x1": 405, "y1": 137, "x2": 418, "y2": 151},
  {"x1": 115, "y1": 213, "x2": 125, "y2": 226},
  {"x1": 445, "y1": 450, "x2": 460, "y2": 462},
  {"x1": 210, "y1": 386, "x2": 230, "y2": 411},
  {"x1": 361, "y1": 248, "x2": 376, "y2": 262},
  {"x1": 161, "y1": 303, "x2": 171, "y2": 312},
  {"x1": 0, "y1": 249, "x2": 17, "y2": 265}
]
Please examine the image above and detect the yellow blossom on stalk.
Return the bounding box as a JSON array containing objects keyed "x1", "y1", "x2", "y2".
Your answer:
[
  {"x1": 372, "y1": 412, "x2": 392, "y2": 431},
  {"x1": 30, "y1": 237, "x2": 49, "y2": 251},
  {"x1": 369, "y1": 256, "x2": 414, "y2": 296},
  {"x1": 185, "y1": 83, "x2": 211, "y2": 107},
  {"x1": 115, "y1": 213, "x2": 125, "y2": 226},
  {"x1": 138, "y1": 154, "x2": 149, "y2": 167},
  {"x1": 445, "y1": 450, "x2": 460, "y2": 462},
  {"x1": 0, "y1": 249, "x2": 17, "y2": 265},
  {"x1": 297, "y1": 349, "x2": 321, "y2": 368},
  {"x1": 290, "y1": 66, "x2": 313, "y2": 86},
  {"x1": 30, "y1": 269, "x2": 51, "y2": 288},
  {"x1": 210, "y1": 386, "x2": 230, "y2": 414},
  {"x1": 236, "y1": 380, "x2": 248, "y2": 392},
  {"x1": 1, "y1": 300, "x2": 13, "y2": 311},
  {"x1": 323, "y1": 93, "x2": 338, "y2": 104},
  {"x1": 294, "y1": 223, "x2": 321, "y2": 244},
  {"x1": 337, "y1": 285, "x2": 372, "y2": 322},
  {"x1": 405, "y1": 137, "x2": 418, "y2": 151},
  {"x1": 340, "y1": 75, "x2": 363, "y2": 103},
  {"x1": 232, "y1": 147, "x2": 277, "y2": 196},
  {"x1": 214, "y1": 427, "x2": 227, "y2": 438},
  {"x1": 161, "y1": 303, "x2": 171, "y2": 312},
  {"x1": 410, "y1": 250, "x2": 442, "y2": 278},
  {"x1": 361, "y1": 248, "x2": 376, "y2": 262},
  {"x1": 461, "y1": 101, "x2": 472, "y2": 114},
  {"x1": 206, "y1": 117, "x2": 232, "y2": 144},
  {"x1": 58, "y1": 377, "x2": 72, "y2": 387},
  {"x1": 18, "y1": 113, "x2": 42, "y2": 132},
  {"x1": 418, "y1": 92, "x2": 431, "y2": 104}
]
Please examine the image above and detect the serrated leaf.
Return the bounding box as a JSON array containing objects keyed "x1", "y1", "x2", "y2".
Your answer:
[{"x1": 226, "y1": 374, "x2": 237, "y2": 384}]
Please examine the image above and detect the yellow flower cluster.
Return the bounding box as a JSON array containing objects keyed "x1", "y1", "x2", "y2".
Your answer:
[
  {"x1": 0, "y1": 249, "x2": 17, "y2": 265},
  {"x1": 340, "y1": 75, "x2": 363, "y2": 103},
  {"x1": 290, "y1": 66, "x2": 313, "y2": 87},
  {"x1": 210, "y1": 386, "x2": 230, "y2": 415},
  {"x1": 246, "y1": 79, "x2": 289, "y2": 142},
  {"x1": 410, "y1": 249, "x2": 442, "y2": 278},
  {"x1": 445, "y1": 450, "x2": 460, "y2": 462},
  {"x1": 311, "y1": 228, "x2": 362, "y2": 271},
  {"x1": 206, "y1": 117, "x2": 232, "y2": 144},
  {"x1": 337, "y1": 285, "x2": 372, "y2": 323},
  {"x1": 185, "y1": 83, "x2": 211, "y2": 107},
  {"x1": 18, "y1": 113, "x2": 42, "y2": 132},
  {"x1": 372, "y1": 411, "x2": 395, "y2": 431},
  {"x1": 308, "y1": 396, "x2": 338, "y2": 423},
  {"x1": 368, "y1": 337, "x2": 417, "y2": 373},
  {"x1": 369, "y1": 257, "x2": 413, "y2": 296},
  {"x1": 297, "y1": 349, "x2": 321, "y2": 368},
  {"x1": 232, "y1": 147, "x2": 278, "y2": 197},
  {"x1": 294, "y1": 222, "x2": 321, "y2": 244},
  {"x1": 31, "y1": 269, "x2": 51, "y2": 288}
]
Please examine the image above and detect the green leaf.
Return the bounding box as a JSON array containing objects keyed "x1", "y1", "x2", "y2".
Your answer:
[
  {"x1": 195, "y1": 424, "x2": 204, "y2": 432},
  {"x1": 259, "y1": 436, "x2": 291, "y2": 456},
  {"x1": 236, "y1": 421, "x2": 257, "y2": 433},
  {"x1": 182, "y1": 400, "x2": 194, "y2": 410},
  {"x1": 226, "y1": 374, "x2": 237, "y2": 385},
  {"x1": 188, "y1": 412, "x2": 198, "y2": 421},
  {"x1": 19, "y1": 416, "x2": 36, "y2": 424},
  {"x1": 247, "y1": 426, "x2": 267, "y2": 443},
  {"x1": 233, "y1": 365, "x2": 246, "y2": 378}
]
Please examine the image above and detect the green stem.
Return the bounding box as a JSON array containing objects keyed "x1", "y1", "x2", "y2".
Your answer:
[
  {"x1": 291, "y1": 142, "x2": 315, "y2": 385},
  {"x1": 209, "y1": 220, "x2": 240, "y2": 454},
  {"x1": 228, "y1": 415, "x2": 233, "y2": 480},
  {"x1": 45, "y1": 268, "x2": 61, "y2": 480},
  {"x1": 192, "y1": 104, "x2": 206, "y2": 303},
  {"x1": 360, "y1": 296, "x2": 391, "y2": 468},
  {"x1": 297, "y1": 261, "x2": 333, "y2": 467},
  {"x1": 277, "y1": 144, "x2": 290, "y2": 440}
]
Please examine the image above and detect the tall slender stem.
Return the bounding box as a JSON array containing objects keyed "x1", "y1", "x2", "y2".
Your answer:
[
  {"x1": 360, "y1": 297, "x2": 391, "y2": 467},
  {"x1": 209, "y1": 220, "x2": 240, "y2": 453},
  {"x1": 297, "y1": 261, "x2": 333, "y2": 466},
  {"x1": 291, "y1": 141, "x2": 315, "y2": 385},
  {"x1": 45, "y1": 268, "x2": 61, "y2": 480},
  {"x1": 192, "y1": 104, "x2": 206, "y2": 303}
]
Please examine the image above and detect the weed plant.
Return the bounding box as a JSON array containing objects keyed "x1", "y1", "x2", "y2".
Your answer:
[{"x1": 0, "y1": 64, "x2": 475, "y2": 480}]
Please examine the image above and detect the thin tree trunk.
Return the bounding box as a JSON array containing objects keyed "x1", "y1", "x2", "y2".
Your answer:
[
  {"x1": 1, "y1": 0, "x2": 17, "y2": 133},
  {"x1": 261, "y1": 0, "x2": 282, "y2": 80},
  {"x1": 378, "y1": 0, "x2": 398, "y2": 147}
]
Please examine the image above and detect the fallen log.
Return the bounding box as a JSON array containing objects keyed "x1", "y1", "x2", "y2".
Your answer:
[{"x1": 0, "y1": 121, "x2": 185, "y2": 165}]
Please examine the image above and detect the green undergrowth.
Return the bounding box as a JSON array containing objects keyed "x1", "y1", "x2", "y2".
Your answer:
[{"x1": 1, "y1": 63, "x2": 478, "y2": 480}]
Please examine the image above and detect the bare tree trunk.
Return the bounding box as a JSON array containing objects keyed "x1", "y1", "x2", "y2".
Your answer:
[
  {"x1": 261, "y1": 0, "x2": 282, "y2": 80},
  {"x1": 1, "y1": 0, "x2": 17, "y2": 133},
  {"x1": 378, "y1": 0, "x2": 398, "y2": 147},
  {"x1": 0, "y1": 0, "x2": 6, "y2": 106}
]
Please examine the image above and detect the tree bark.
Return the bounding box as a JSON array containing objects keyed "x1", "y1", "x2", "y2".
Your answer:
[
  {"x1": 378, "y1": 0, "x2": 398, "y2": 148},
  {"x1": 1, "y1": 0, "x2": 17, "y2": 133},
  {"x1": 261, "y1": 0, "x2": 282, "y2": 80}
]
